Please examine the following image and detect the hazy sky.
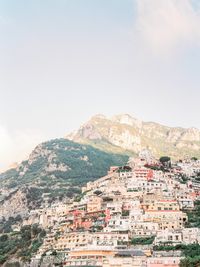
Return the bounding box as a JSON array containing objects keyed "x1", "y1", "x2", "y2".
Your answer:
[{"x1": 1, "y1": 0, "x2": 200, "y2": 170}]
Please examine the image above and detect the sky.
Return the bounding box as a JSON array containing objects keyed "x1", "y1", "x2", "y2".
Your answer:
[{"x1": 0, "y1": 0, "x2": 200, "y2": 170}]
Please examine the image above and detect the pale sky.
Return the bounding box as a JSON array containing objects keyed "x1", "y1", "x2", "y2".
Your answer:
[{"x1": 1, "y1": 0, "x2": 200, "y2": 170}]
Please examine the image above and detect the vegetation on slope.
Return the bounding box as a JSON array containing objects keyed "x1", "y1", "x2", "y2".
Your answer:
[
  {"x1": 0, "y1": 139, "x2": 128, "y2": 206},
  {"x1": 131, "y1": 236, "x2": 155, "y2": 245},
  {"x1": 186, "y1": 200, "x2": 200, "y2": 228},
  {"x1": 0, "y1": 224, "x2": 46, "y2": 265},
  {"x1": 153, "y1": 244, "x2": 200, "y2": 257},
  {"x1": 153, "y1": 243, "x2": 200, "y2": 267},
  {"x1": 68, "y1": 114, "x2": 200, "y2": 159}
]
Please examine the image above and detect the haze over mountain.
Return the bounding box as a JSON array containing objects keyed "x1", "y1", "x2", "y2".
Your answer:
[
  {"x1": 1, "y1": 0, "x2": 200, "y2": 172},
  {"x1": 67, "y1": 114, "x2": 200, "y2": 159},
  {"x1": 1, "y1": 112, "x2": 200, "y2": 221},
  {"x1": 1, "y1": 113, "x2": 200, "y2": 176}
]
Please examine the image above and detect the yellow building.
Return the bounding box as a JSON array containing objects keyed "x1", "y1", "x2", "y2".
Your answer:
[
  {"x1": 64, "y1": 249, "x2": 115, "y2": 266},
  {"x1": 148, "y1": 200, "x2": 180, "y2": 211},
  {"x1": 87, "y1": 195, "x2": 103, "y2": 213},
  {"x1": 144, "y1": 210, "x2": 187, "y2": 230}
]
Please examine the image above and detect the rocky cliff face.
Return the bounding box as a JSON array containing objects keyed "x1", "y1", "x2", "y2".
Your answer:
[
  {"x1": 0, "y1": 189, "x2": 28, "y2": 220},
  {"x1": 67, "y1": 114, "x2": 200, "y2": 159}
]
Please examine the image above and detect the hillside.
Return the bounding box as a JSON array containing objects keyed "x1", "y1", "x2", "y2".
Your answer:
[
  {"x1": 0, "y1": 138, "x2": 128, "y2": 219},
  {"x1": 1, "y1": 113, "x2": 200, "y2": 220},
  {"x1": 67, "y1": 114, "x2": 200, "y2": 159}
]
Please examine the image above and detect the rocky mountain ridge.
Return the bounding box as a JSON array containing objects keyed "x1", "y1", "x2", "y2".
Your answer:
[{"x1": 67, "y1": 114, "x2": 200, "y2": 158}]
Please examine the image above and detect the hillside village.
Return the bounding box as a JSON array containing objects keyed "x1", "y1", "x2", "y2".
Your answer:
[
  {"x1": 1, "y1": 0, "x2": 200, "y2": 264},
  {"x1": 1, "y1": 150, "x2": 200, "y2": 266}
]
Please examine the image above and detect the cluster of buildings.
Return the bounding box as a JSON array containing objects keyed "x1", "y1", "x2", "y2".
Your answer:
[{"x1": 29, "y1": 153, "x2": 200, "y2": 267}]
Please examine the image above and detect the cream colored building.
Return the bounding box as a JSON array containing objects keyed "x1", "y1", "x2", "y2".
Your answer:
[
  {"x1": 144, "y1": 210, "x2": 187, "y2": 230},
  {"x1": 87, "y1": 195, "x2": 103, "y2": 213}
]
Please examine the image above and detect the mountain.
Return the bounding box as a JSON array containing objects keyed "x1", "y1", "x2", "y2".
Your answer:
[
  {"x1": 1, "y1": 113, "x2": 200, "y2": 219},
  {"x1": 0, "y1": 139, "x2": 128, "y2": 219},
  {"x1": 67, "y1": 114, "x2": 200, "y2": 159}
]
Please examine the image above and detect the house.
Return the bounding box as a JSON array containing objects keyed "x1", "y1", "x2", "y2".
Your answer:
[
  {"x1": 64, "y1": 249, "x2": 115, "y2": 266},
  {"x1": 103, "y1": 250, "x2": 148, "y2": 267},
  {"x1": 182, "y1": 228, "x2": 200, "y2": 244},
  {"x1": 130, "y1": 221, "x2": 159, "y2": 237},
  {"x1": 154, "y1": 230, "x2": 182, "y2": 245},
  {"x1": 55, "y1": 231, "x2": 91, "y2": 251},
  {"x1": 87, "y1": 195, "x2": 103, "y2": 213},
  {"x1": 144, "y1": 210, "x2": 187, "y2": 230},
  {"x1": 147, "y1": 257, "x2": 181, "y2": 267}
]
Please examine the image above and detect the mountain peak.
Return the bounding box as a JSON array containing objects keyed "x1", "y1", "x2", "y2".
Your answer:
[
  {"x1": 67, "y1": 113, "x2": 200, "y2": 159},
  {"x1": 111, "y1": 113, "x2": 142, "y2": 128},
  {"x1": 90, "y1": 114, "x2": 107, "y2": 120}
]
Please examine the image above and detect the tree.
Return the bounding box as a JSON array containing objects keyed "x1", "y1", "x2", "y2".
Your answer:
[
  {"x1": 0, "y1": 234, "x2": 8, "y2": 242},
  {"x1": 159, "y1": 156, "x2": 171, "y2": 163},
  {"x1": 180, "y1": 256, "x2": 200, "y2": 267},
  {"x1": 159, "y1": 156, "x2": 171, "y2": 168},
  {"x1": 191, "y1": 157, "x2": 198, "y2": 161}
]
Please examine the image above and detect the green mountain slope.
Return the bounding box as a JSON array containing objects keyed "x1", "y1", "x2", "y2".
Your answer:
[{"x1": 0, "y1": 139, "x2": 128, "y2": 211}]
